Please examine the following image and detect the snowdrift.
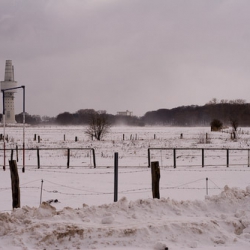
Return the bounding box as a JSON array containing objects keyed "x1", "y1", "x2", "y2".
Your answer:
[{"x1": 1, "y1": 186, "x2": 250, "y2": 250}]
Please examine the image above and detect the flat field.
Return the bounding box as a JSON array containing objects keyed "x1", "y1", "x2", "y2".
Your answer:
[{"x1": 1, "y1": 126, "x2": 250, "y2": 250}]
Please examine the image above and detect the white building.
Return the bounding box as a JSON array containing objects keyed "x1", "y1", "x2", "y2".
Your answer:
[
  {"x1": 117, "y1": 110, "x2": 133, "y2": 116},
  {"x1": 1, "y1": 60, "x2": 17, "y2": 124}
]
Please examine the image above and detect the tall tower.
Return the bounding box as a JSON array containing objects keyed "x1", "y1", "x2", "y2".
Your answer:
[{"x1": 1, "y1": 60, "x2": 17, "y2": 124}]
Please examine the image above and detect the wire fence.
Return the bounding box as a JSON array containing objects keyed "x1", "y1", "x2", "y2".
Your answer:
[
  {"x1": 1, "y1": 164, "x2": 248, "y2": 212},
  {"x1": 148, "y1": 148, "x2": 250, "y2": 168},
  {"x1": 1, "y1": 147, "x2": 250, "y2": 169}
]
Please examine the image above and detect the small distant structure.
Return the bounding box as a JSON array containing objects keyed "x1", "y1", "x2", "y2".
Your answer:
[
  {"x1": 1, "y1": 60, "x2": 17, "y2": 124},
  {"x1": 117, "y1": 110, "x2": 133, "y2": 116}
]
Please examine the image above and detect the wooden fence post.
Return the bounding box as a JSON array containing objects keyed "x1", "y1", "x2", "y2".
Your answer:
[
  {"x1": 38, "y1": 136, "x2": 40, "y2": 143},
  {"x1": 37, "y1": 148, "x2": 40, "y2": 169},
  {"x1": 67, "y1": 148, "x2": 70, "y2": 168},
  {"x1": 114, "y1": 152, "x2": 118, "y2": 202},
  {"x1": 151, "y1": 161, "x2": 160, "y2": 199},
  {"x1": 173, "y1": 149, "x2": 176, "y2": 168},
  {"x1": 227, "y1": 149, "x2": 229, "y2": 167},
  {"x1": 11, "y1": 149, "x2": 14, "y2": 161},
  {"x1": 148, "y1": 148, "x2": 151, "y2": 168},
  {"x1": 16, "y1": 145, "x2": 19, "y2": 162},
  {"x1": 9, "y1": 160, "x2": 20, "y2": 209},
  {"x1": 248, "y1": 150, "x2": 250, "y2": 168},
  {"x1": 202, "y1": 149, "x2": 204, "y2": 168},
  {"x1": 92, "y1": 148, "x2": 96, "y2": 168}
]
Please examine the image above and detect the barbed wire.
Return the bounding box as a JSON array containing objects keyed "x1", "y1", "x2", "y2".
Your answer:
[
  {"x1": 161, "y1": 168, "x2": 250, "y2": 172},
  {"x1": 209, "y1": 179, "x2": 222, "y2": 189},
  {"x1": 27, "y1": 169, "x2": 149, "y2": 175},
  {"x1": 42, "y1": 188, "x2": 113, "y2": 196},
  {"x1": 0, "y1": 187, "x2": 11, "y2": 192},
  {"x1": 20, "y1": 179, "x2": 42, "y2": 186}
]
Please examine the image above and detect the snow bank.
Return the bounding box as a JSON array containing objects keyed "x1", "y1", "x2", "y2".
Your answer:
[{"x1": 1, "y1": 186, "x2": 250, "y2": 249}]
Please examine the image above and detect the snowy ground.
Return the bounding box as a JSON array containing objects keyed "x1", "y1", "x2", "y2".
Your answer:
[{"x1": 1, "y1": 126, "x2": 250, "y2": 249}]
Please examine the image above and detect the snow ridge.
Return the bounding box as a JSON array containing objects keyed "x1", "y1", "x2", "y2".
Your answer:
[{"x1": 1, "y1": 186, "x2": 250, "y2": 249}]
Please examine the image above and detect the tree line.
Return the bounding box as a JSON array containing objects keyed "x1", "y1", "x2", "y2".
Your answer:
[
  {"x1": 4, "y1": 99, "x2": 250, "y2": 127},
  {"x1": 143, "y1": 100, "x2": 250, "y2": 127}
]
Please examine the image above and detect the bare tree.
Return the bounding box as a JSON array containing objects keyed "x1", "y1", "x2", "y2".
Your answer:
[
  {"x1": 230, "y1": 118, "x2": 239, "y2": 132},
  {"x1": 85, "y1": 113, "x2": 111, "y2": 140}
]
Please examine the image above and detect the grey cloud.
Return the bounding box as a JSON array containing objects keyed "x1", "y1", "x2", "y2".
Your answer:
[{"x1": 1, "y1": 0, "x2": 250, "y2": 116}]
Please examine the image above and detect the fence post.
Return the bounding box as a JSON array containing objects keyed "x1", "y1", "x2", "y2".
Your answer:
[
  {"x1": 173, "y1": 149, "x2": 176, "y2": 168},
  {"x1": 92, "y1": 148, "x2": 96, "y2": 168},
  {"x1": 11, "y1": 149, "x2": 14, "y2": 161},
  {"x1": 123, "y1": 134, "x2": 125, "y2": 140},
  {"x1": 248, "y1": 150, "x2": 250, "y2": 167},
  {"x1": 206, "y1": 177, "x2": 208, "y2": 195},
  {"x1": 114, "y1": 152, "x2": 118, "y2": 202},
  {"x1": 9, "y1": 160, "x2": 20, "y2": 209},
  {"x1": 75, "y1": 136, "x2": 78, "y2": 142},
  {"x1": 151, "y1": 161, "x2": 160, "y2": 199},
  {"x1": 37, "y1": 147, "x2": 40, "y2": 169},
  {"x1": 64, "y1": 134, "x2": 65, "y2": 141},
  {"x1": 40, "y1": 179, "x2": 43, "y2": 205},
  {"x1": 202, "y1": 149, "x2": 204, "y2": 168},
  {"x1": 38, "y1": 136, "x2": 40, "y2": 143},
  {"x1": 148, "y1": 148, "x2": 151, "y2": 168},
  {"x1": 67, "y1": 148, "x2": 70, "y2": 168},
  {"x1": 227, "y1": 149, "x2": 229, "y2": 167},
  {"x1": 16, "y1": 145, "x2": 19, "y2": 162},
  {"x1": 34, "y1": 134, "x2": 36, "y2": 141}
]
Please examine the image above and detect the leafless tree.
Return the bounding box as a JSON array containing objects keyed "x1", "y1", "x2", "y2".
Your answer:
[
  {"x1": 85, "y1": 113, "x2": 111, "y2": 140},
  {"x1": 230, "y1": 118, "x2": 239, "y2": 132}
]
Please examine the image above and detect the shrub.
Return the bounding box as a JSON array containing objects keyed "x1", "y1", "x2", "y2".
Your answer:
[{"x1": 210, "y1": 119, "x2": 223, "y2": 131}]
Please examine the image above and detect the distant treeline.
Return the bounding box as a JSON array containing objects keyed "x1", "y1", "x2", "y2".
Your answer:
[
  {"x1": 143, "y1": 102, "x2": 250, "y2": 126},
  {"x1": 5, "y1": 99, "x2": 250, "y2": 126}
]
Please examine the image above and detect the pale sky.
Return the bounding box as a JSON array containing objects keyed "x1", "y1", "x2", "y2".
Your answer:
[{"x1": 1, "y1": 0, "x2": 250, "y2": 117}]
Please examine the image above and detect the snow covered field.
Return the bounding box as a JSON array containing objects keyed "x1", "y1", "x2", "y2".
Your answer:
[{"x1": 1, "y1": 126, "x2": 250, "y2": 249}]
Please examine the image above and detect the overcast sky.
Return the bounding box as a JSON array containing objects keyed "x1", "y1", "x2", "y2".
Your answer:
[{"x1": 1, "y1": 0, "x2": 250, "y2": 117}]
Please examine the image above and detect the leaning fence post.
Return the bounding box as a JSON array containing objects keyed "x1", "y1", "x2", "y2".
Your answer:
[
  {"x1": 114, "y1": 152, "x2": 118, "y2": 202},
  {"x1": 92, "y1": 148, "x2": 96, "y2": 168},
  {"x1": 37, "y1": 147, "x2": 40, "y2": 169},
  {"x1": 9, "y1": 160, "x2": 20, "y2": 209},
  {"x1": 173, "y1": 149, "x2": 176, "y2": 168},
  {"x1": 67, "y1": 148, "x2": 70, "y2": 168},
  {"x1": 151, "y1": 161, "x2": 160, "y2": 199},
  {"x1": 227, "y1": 149, "x2": 229, "y2": 167}
]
